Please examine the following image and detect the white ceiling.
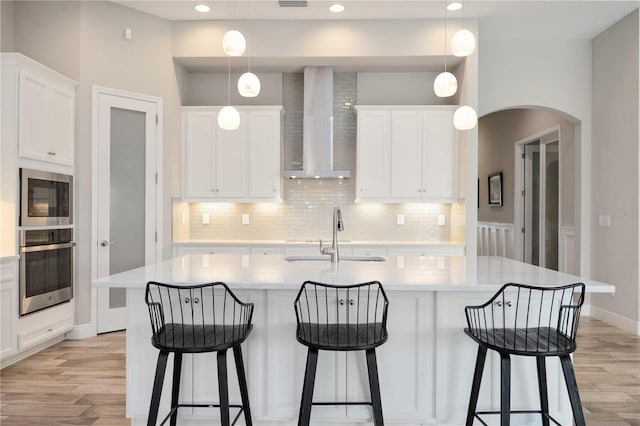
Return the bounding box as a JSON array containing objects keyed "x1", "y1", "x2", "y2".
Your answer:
[{"x1": 112, "y1": 0, "x2": 638, "y2": 39}]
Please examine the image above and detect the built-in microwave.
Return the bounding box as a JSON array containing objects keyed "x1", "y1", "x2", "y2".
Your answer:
[{"x1": 20, "y1": 168, "x2": 73, "y2": 227}]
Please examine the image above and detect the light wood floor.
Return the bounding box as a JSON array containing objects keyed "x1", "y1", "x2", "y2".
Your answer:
[{"x1": 0, "y1": 318, "x2": 638, "y2": 425}]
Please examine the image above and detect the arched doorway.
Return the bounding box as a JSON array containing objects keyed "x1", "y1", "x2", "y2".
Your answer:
[{"x1": 477, "y1": 106, "x2": 581, "y2": 274}]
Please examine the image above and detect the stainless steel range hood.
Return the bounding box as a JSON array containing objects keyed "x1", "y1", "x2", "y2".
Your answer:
[{"x1": 284, "y1": 67, "x2": 351, "y2": 179}]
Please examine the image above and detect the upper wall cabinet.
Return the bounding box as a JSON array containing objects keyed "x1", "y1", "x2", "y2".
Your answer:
[
  {"x1": 355, "y1": 106, "x2": 459, "y2": 203},
  {"x1": 182, "y1": 106, "x2": 283, "y2": 201},
  {"x1": 18, "y1": 65, "x2": 76, "y2": 167}
]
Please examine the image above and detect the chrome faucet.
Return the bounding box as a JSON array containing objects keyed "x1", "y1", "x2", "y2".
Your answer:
[{"x1": 320, "y1": 206, "x2": 344, "y2": 263}]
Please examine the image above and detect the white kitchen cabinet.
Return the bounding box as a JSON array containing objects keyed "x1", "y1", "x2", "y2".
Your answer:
[
  {"x1": 265, "y1": 291, "x2": 346, "y2": 419},
  {"x1": 355, "y1": 106, "x2": 458, "y2": 202},
  {"x1": 0, "y1": 258, "x2": 18, "y2": 362},
  {"x1": 355, "y1": 108, "x2": 391, "y2": 200},
  {"x1": 182, "y1": 106, "x2": 283, "y2": 201},
  {"x1": 346, "y1": 292, "x2": 434, "y2": 422},
  {"x1": 18, "y1": 68, "x2": 75, "y2": 167}
]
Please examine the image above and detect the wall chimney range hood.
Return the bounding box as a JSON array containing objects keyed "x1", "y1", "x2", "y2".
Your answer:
[{"x1": 284, "y1": 67, "x2": 351, "y2": 179}]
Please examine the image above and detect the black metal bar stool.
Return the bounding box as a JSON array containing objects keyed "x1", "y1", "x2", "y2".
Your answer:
[
  {"x1": 145, "y1": 281, "x2": 254, "y2": 426},
  {"x1": 464, "y1": 282, "x2": 586, "y2": 426},
  {"x1": 293, "y1": 280, "x2": 389, "y2": 426}
]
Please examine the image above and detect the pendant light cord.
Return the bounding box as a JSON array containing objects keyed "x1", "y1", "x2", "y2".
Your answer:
[
  {"x1": 444, "y1": 0, "x2": 448, "y2": 72},
  {"x1": 228, "y1": 56, "x2": 231, "y2": 104}
]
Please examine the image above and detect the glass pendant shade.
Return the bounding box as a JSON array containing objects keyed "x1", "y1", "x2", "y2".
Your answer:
[
  {"x1": 218, "y1": 106, "x2": 240, "y2": 130},
  {"x1": 433, "y1": 72, "x2": 458, "y2": 97},
  {"x1": 222, "y1": 30, "x2": 246, "y2": 56},
  {"x1": 453, "y1": 105, "x2": 478, "y2": 130},
  {"x1": 451, "y1": 29, "x2": 476, "y2": 57},
  {"x1": 238, "y1": 72, "x2": 261, "y2": 97}
]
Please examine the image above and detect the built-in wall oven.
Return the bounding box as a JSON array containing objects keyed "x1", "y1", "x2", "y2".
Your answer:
[
  {"x1": 20, "y1": 168, "x2": 73, "y2": 227},
  {"x1": 19, "y1": 228, "x2": 74, "y2": 316}
]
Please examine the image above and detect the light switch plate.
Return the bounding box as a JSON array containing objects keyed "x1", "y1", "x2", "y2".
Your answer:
[
  {"x1": 396, "y1": 214, "x2": 405, "y2": 226},
  {"x1": 242, "y1": 214, "x2": 250, "y2": 225},
  {"x1": 438, "y1": 214, "x2": 446, "y2": 226},
  {"x1": 598, "y1": 215, "x2": 611, "y2": 227},
  {"x1": 202, "y1": 213, "x2": 209, "y2": 225}
]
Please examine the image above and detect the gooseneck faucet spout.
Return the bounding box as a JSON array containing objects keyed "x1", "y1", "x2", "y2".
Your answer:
[{"x1": 320, "y1": 206, "x2": 344, "y2": 263}]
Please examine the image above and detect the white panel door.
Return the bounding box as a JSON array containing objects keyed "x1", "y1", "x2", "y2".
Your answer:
[
  {"x1": 249, "y1": 110, "x2": 281, "y2": 199},
  {"x1": 18, "y1": 70, "x2": 49, "y2": 162},
  {"x1": 49, "y1": 83, "x2": 75, "y2": 166},
  {"x1": 422, "y1": 110, "x2": 458, "y2": 200},
  {"x1": 356, "y1": 110, "x2": 391, "y2": 200},
  {"x1": 95, "y1": 90, "x2": 159, "y2": 333},
  {"x1": 216, "y1": 111, "x2": 248, "y2": 198},
  {"x1": 183, "y1": 111, "x2": 216, "y2": 198},
  {"x1": 391, "y1": 110, "x2": 423, "y2": 199}
]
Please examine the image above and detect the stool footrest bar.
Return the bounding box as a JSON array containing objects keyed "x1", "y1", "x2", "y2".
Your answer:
[
  {"x1": 475, "y1": 409, "x2": 562, "y2": 426},
  {"x1": 312, "y1": 401, "x2": 373, "y2": 406},
  {"x1": 158, "y1": 404, "x2": 244, "y2": 426}
]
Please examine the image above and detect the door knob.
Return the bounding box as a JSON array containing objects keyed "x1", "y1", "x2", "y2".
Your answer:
[{"x1": 99, "y1": 240, "x2": 117, "y2": 247}]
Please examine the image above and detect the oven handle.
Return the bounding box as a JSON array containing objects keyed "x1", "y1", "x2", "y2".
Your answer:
[{"x1": 21, "y1": 242, "x2": 76, "y2": 253}]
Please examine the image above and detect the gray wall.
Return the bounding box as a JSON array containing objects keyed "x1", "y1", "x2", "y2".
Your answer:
[
  {"x1": 185, "y1": 72, "x2": 283, "y2": 106},
  {"x1": 9, "y1": 0, "x2": 182, "y2": 326},
  {"x1": 356, "y1": 72, "x2": 459, "y2": 105},
  {"x1": 0, "y1": 1, "x2": 15, "y2": 52},
  {"x1": 591, "y1": 10, "x2": 639, "y2": 323},
  {"x1": 478, "y1": 108, "x2": 576, "y2": 227}
]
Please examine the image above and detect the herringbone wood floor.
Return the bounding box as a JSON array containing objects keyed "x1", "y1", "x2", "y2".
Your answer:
[{"x1": 0, "y1": 318, "x2": 638, "y2": 425}]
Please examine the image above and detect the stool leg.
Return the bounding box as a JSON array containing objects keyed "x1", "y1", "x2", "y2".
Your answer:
[
  {"x1": 217, "y1": 350, "x2": 230, "y2": 426},
  {"x1": 536, "y1": 356, "x2": 550, "y2": 426},
  {"x1": 366, "y1": 349, "x2": 384, "y2": 426},
  {"x1": 298, "y1": 348, "x2": 319, "y2": 426},
  {"x1": 466, "y1": 345, "x2": 488, "y2": 426},
  {"x1": 148, "y1": 351, "x2": 169, "y2": 426},
  {"x1": 170, "y1": 352, "x2": 182, "y2": 426},
  {"x1": 560, "y1": 355, "x2": 585, "y2": 426},
  {"x1": 233, "y1": 345, "x2": 253, "y2": 426},
  {"x1": 500, "y1": 353, "x2": 511, "y2": 426}
]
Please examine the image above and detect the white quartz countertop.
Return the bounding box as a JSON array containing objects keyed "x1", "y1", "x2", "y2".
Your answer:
[
  {"x1": 172, "y1": 240, "x2": 465, "y2": 247},
  {"x1": 93, "y1": 254, "x2": 614, "y2": 293}
]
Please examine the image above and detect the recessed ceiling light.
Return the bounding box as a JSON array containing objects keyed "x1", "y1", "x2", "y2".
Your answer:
[
  {"x1": 447, "y1": 2, "x2": 463, "y2": 11},
  {"x1": 329, "y1": 3, "x2": 345, "y2": 13},
  {"x1": 194, "y1": 4, "x2": 211, "y2": 13}
]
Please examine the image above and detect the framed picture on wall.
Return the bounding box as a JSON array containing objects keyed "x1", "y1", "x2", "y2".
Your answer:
[{"x1": 488, "y1": 172, "x2": 503, "y2": 207}]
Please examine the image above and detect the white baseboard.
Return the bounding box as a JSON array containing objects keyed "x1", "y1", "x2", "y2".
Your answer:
[
  {"x1": 0, "y1": 334, "x2": 65, "y2": 369},
  {"x1": 581, "y1": 304, "x2": 591, "y2": 317},
  {"x1": 589, "y1": 305, "x2": 640, "y2": 335},
  {"x1": 65, "y1": 323, "x2": 97, "y2": 340}
]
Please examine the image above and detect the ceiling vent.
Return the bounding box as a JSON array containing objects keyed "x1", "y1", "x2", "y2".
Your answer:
[{"x1": 279, "y1": 0, "x2": 308, "y2": 7}]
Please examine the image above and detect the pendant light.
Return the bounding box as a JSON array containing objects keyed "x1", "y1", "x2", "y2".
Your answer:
[
  {"x1": 453, "y1": 105, "x2": 477, "y2": 130},
  {"x1": 451, "y1": 0, "x2": 475, "y2": 57},
  {"x1": 218, "y1": 57, "x2": 240, "y2": 130},
  {"x1": 238, "y1": 1, "x2": 260, "y2": 98},
  {"x1": 222, "y1": 30, "x2": 246, "y2": 56},
  {"x1": 434, "y1": 0, "x2": 457, "y2": 98}
]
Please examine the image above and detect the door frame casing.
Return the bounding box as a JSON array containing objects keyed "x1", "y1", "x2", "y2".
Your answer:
[
  {"x1": 90, "y1": 85, "x2": 163, "y2": 335},
  {"x1": 513, "y1": 125, "x2": 561, "y2": 265}
]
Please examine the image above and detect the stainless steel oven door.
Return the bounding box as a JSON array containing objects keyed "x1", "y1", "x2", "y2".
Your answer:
[
  {"x1": 20, "y1": 169, "x2": 73, "y2": 227},
  {"x1": 19, "y1": 241, "x2": 74, "y2": 315}
]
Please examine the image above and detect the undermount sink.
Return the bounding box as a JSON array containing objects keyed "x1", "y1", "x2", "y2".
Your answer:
[{"x1": 284, "y1": 256, "x2": 386, "y2": 262}]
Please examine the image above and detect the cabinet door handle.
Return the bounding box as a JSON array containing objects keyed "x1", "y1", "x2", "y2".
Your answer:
[
  {"x1": 349, "y1": 299, "x2": 354, "y2": 306},
  {"x1": 47, "y1": 151, "x2": 56, "y2": 156},
  {"x1": 339, "y1": 299, "x2": 345, "y2": 306},
  {"x1": 495, "y1": 300, "x2": 512, "y2": 307}
]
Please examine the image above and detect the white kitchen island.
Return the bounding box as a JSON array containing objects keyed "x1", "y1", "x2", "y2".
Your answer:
[{"x1": 93, "y1": 254, "x2": 614, "y2": 426}]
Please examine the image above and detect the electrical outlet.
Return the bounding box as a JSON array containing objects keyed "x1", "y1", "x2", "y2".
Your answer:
[
  {"x1": 202, "y1": 213, "x2": 209, "y2": 225},
  {"x1": 242, "y1": 214, "x2": 250, "y2": 225},
  {"x1": 396, "y1": 214, "x2": 405, "y2": 225},
  {"x1": 598, "y1": 215, "x2": 611, "y2": 227},
  {"x1": 438, "y1": 214, "x2": 446, "y2": 226}
]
